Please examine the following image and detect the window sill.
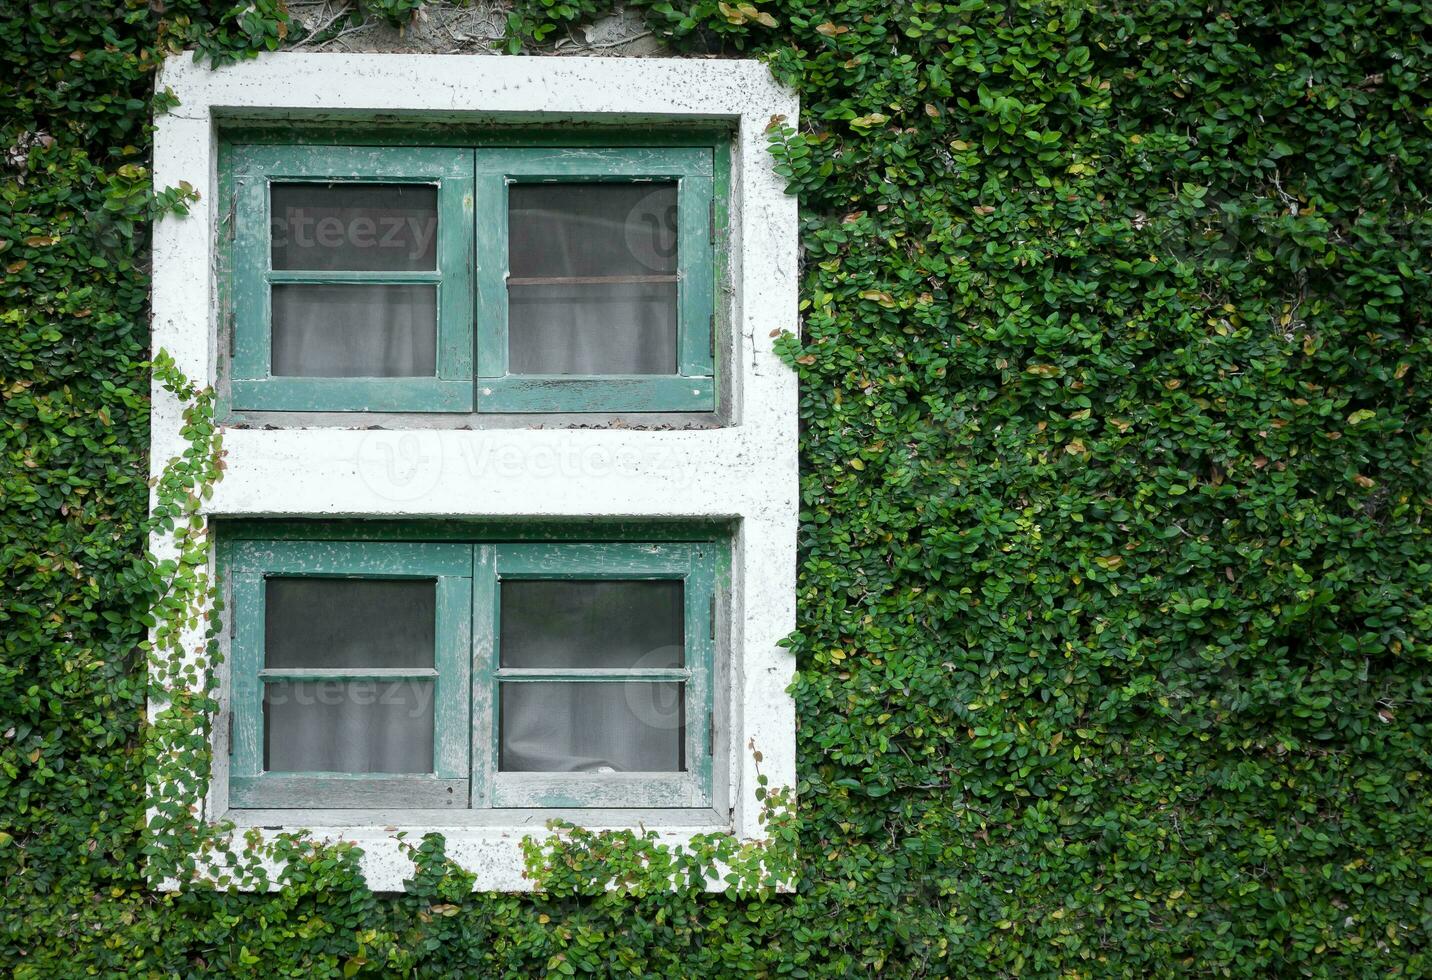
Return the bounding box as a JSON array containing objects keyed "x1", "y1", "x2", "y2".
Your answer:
[{"x1": 186, "y1": 808, "x2": 739, "y2": 893}]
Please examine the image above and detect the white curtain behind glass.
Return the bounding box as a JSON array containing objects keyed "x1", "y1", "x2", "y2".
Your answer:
[
  {"x1": 499, "y1": 580, "x2": 685, "y2": 773},
  {"x1": 271, "y1": 283, "x2": 436, "y2": 377},
  {"x1": 268, "y1": 182, "x2": 439, "y2": 378},
  {"x1": 264, "y1": 679, "x2": 435, "y2": 773},
  {"x1": 262, "y1": 578, "x2": 437, "y2": 774},
  {"x1": 500, "y1": 682, "x2": 683, "y2": 773},
  {"x1": 507, "y1": 183, "x2": 679, "y2": 376}
]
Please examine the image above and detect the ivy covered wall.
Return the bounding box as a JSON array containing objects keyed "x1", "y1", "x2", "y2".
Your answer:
[{"x1": 3, "y1": 0, "x2": 1430, "y2": 975}]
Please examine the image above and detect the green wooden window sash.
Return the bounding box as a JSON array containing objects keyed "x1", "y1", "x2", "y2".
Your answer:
[
  {"x1": 222, "y1": 535, "x2": 717, "y2": 811},
  {"x1": 226, "y1": 145, "x2": 475, "y2": 413},
  {"x1": 474, "y1": 147, "x2": 716, "y2": 413},
  {"x1": 225, "y1": 539, "x2": 473, "y2": 809},
  {"x1": 482, "y1": 542, "x2": 715, "y2": 809}
]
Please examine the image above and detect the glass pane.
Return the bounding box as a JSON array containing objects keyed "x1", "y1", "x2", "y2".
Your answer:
[
  {"x1": 509, "y1": 183, "x2": 677, "y2": 278},
  {"x1": 271, "y1": 183, "x2": 438, "y2": 271},
  {"x1": 265, "y1": 577, "x2": 435, "y2": 670},
  {"x1": 508, "y1": 282, "x2": 677, "y2": 375},
  {"x1": 271, "y1": 283, "x2": 436, "y2": 377},
  {"x1": 507, "y1": 183, "x2": 678, "y2": 376},
  {"x1": 500, "y1": 580, "x2": 683, "y2": 669},
  {"x1": 500, "y1": 682, "x2": 684, "y2": 773},
  {"x1": 263, "y1": 679, "x2": 434, "y2": 773}
]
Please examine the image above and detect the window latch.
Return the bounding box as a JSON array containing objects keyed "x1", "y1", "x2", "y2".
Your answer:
[
  {"x1": 709, "y1": 594, "x2": 716, "y2": 639},
  {"x1": 708, "y1": 711, "x2": 715, "y2": 755},
  {"x1": 708, "y1": 199, "x2": 716, "y2": 245},
  {"x1": 226, "y1": 711, "x2": 233, "y2": 756}
]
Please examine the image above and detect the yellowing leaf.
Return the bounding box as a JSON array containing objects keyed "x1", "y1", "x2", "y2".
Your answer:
[
  {"x1": 850, "y1": 113, "x2": 889, "y2": 128},
  {"x1": 1346, "y1": 409, "x2": 1376, "y2": 425},
  {"x1": 717, "y1": 1, "x2": 747, "y2": 23},
  {"x1": 816, "y1": 21, "x2": 849, "y2": 36},
  {"x1": 848, "y1": 458, "x2": 865, "y2": 471}
]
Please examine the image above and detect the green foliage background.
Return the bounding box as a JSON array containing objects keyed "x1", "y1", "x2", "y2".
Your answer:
[{"x1": 3, "y1": 0, "x2": 1430, "y2": 975}]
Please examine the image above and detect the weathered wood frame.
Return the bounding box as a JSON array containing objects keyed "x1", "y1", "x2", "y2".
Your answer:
[
  {"x1": 473, "y1": 146, "x2": 716, "y2": 412},
  {"x1": 222, "y1": 138, "x2": 720, "y2": 414},
  {"x1": 226, "y1": 145, "x2": 475, "y2": 412},
  {"x1": 483, "y1": 542, "x2": 716, "y2": 808},
  {"x1": 225, "y1": 538, "x2": 474, "y2": 808}
]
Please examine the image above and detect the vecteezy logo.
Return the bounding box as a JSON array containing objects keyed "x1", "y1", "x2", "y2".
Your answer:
[
  {"x1": 354, "y1": 430, "x2": 444, "y2": 503},
  {"x1": 623, "y1": 188, "x2": 679, "y2": 272}
]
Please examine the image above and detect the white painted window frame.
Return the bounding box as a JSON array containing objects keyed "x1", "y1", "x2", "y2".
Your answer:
[{"x1": 149, "y1": 53, "x2": 799, "y2": 893}]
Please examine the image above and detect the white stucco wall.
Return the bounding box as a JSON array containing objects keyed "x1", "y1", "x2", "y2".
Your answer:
[{"x1": 150, "y1": 53, "x2": 799, "y2": 891}]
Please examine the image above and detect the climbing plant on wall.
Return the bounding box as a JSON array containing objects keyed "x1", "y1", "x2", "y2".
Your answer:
[{"x1": 2, "y1": 0, "x2": 1430, "y2": 975}]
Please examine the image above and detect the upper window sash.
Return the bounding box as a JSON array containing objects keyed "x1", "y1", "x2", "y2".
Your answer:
[
  {"x1": 226, "y1": 145, "x2": 475, "y2": 413},
  {"x1": 473, "y1": 147, "x2": 716, "y2": 413},
  {"x1": 221, "y1": 141, "x2": 720, "y2": 415}
]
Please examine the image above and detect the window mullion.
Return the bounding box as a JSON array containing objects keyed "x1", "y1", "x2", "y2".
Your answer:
[
  {"x1": 469, "y1": 544, "x2": 497, "y2": 808},
  {"x1": 473, "y1": 165, "x2": 508, "y2": 387},
  {"x1": 434, "y1": 573, "x2": 473, "y2": 782},
  {"x1": 230, "y1": 571, "x2": 266, "y2": 779},
  {"x1": 436, "y1": 151, "x2": 474, "y2": 389}
]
